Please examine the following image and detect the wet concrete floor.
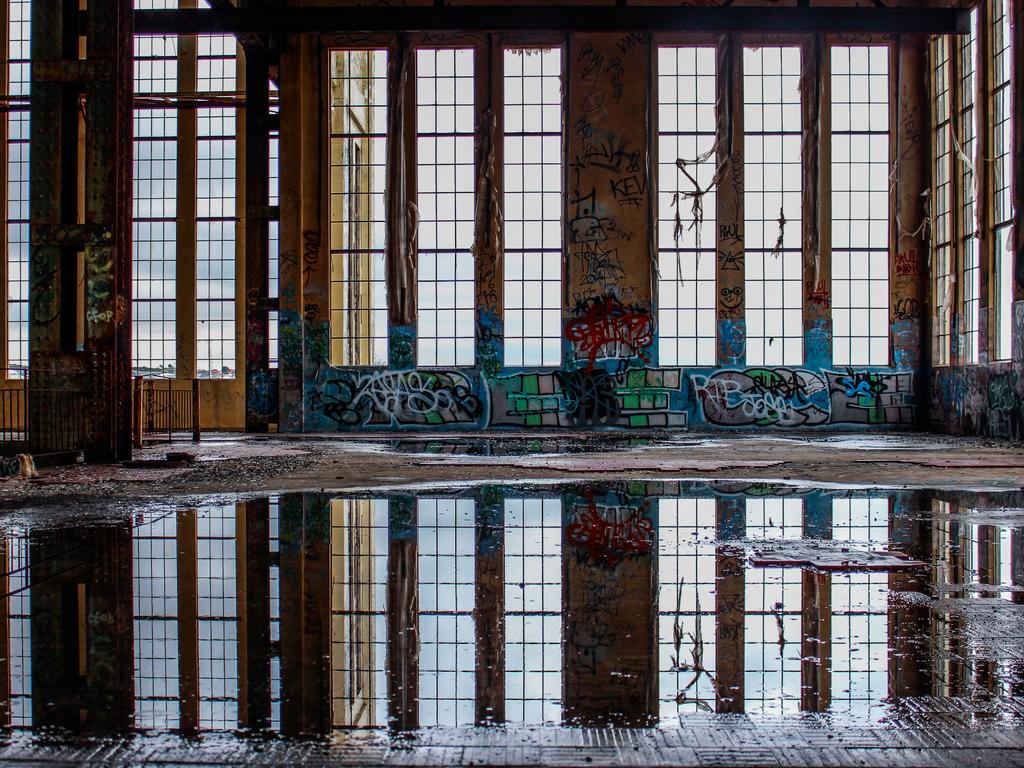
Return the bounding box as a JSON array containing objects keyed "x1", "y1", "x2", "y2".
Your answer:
[{"x1": 1, "y1": 476, "x2": 1024, "y2": 765}]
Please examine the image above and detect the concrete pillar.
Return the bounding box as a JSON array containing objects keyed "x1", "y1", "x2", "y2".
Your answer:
[
  {"x1": 715, "y1": 36, "x2": 745, "y2": 367},
  {"x1": 564, "y1": 33, "x2": 653, "y2": 368},
  {"x1": 891, "y1": 36, "x2": 930, "y2": 385},
  {"x1": 802, "y1": 35, "x2": 831, "y2": 369},
  {"x1": 176, "y1": 6, "x2": 198, "y2": 382}
]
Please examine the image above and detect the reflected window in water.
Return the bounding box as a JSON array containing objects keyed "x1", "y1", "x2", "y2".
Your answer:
[
  {"x1": 330, "y1": 498, "x2": 388, "y2": 728},
  {"x1": 198, "y1": 505, "x2": 239, "y2": 730},
  {"x1": 658, "y1": 499, "x2": 717, "y2": 718},
  {"x1": 8, "y1": 531, "x2": 31, "y2": 728},
  {"x1": 418, "y1": 498, "x2": 476, "y2": 726},
  {"x1": 133, "y1": 510, "x2": 180, "y2": 730},
  {"x1": 505, "y1": 498, "x2": 562, "y2": 724}
]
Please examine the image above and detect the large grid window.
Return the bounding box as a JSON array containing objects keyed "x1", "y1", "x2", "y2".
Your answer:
[
  {"x1": 830, "y1": 46, "x2": 890, "y2": 367},
  {"x1": 505, "y1": 498, "x2": 562, "y2": 724},
  {"x1": 744, "y1": 498, "x2": 803, "y2": 715},
  {"x1": 7, "y1": 531, "x2": 31, "y2": 727},
  {"x1": 744, "y1": 47, "x2": 803, "y2": 366},
  {"x1": 657, "y1": 46, "x2": 717, "y2": 366},
  {"x1": 990, "y1": 0, "x2": 1014, "y2": 360},
  {"x1": 329, "y1": 50, "x2": 388, "y2": 367},
  {"x1": 931, "y1": 38, "x2": 953, "y2": 366},
  {"x1": 134, "y1": 511, "x2": 180, "y2": 730},
  {"x1": 196, "y1": 35, "x2": 238, "y2": 379},
  {"x1": 658, "y1": 499, "x2": 717, "y2": 719},
  {"x1": 418, "y1": 497, "x2": 475, "y2": 726},
  {"x1": 269, "y1": 108, "x2": 280, "y2": 368},
  {"x1": 958, "y1": 18, "x2": 980, "y2": 364},
  {"x1": 133, "y1": 29, "x2": 178, "y2": 376},
  {"x1": 197, "y1": 504, "x2": 239, "y2": 730},
  {"x1": 330, "y1": 498, "x2": 388, "y2": 728},
  {"x1": 416, "y1": 49, "x2": 475, "y2": 368},
  {"x1": 5, "y1": 0, "x2": 30, "y2": 374},
  {"x1": 503, "y1": 48, "x2": 562, "y2": 368}
]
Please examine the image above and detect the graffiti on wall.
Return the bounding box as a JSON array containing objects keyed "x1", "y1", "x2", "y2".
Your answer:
[
  {"x1": 491, "y1": 367, "x2": 687, "y2": 428},
  {"x1": 825, "y1": 369, "x2": 915, "y2": 425},
  {"x1": 311, "y1": 368, "x2": 483, "y2": 427},
  {"x1": 986, "y1": 372, "x2": 1022, "y2": 440},
  {"x1": 691, "y1": 368, "x2": 831, "y2": 427},
  {"x1": 565, "y1": 295, "x2": 654, "y2": 371}
]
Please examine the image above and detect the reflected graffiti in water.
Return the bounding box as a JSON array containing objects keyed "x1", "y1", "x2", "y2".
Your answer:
[{"x1": 1, "y1": 482, "x2": 1023, "y2": 738}]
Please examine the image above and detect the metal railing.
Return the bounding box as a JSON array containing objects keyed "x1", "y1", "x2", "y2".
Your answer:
[
  {"x1": 1, "y1": 369, "x2": 88, "y2": 456},
  {"x1": 134, "y1": 376, "x2": 201, "y2": 445}
]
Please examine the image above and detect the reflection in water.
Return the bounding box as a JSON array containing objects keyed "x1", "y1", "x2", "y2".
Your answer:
[{"x1": 1, "y1": 483, "x2": 1023, "y2": 737}]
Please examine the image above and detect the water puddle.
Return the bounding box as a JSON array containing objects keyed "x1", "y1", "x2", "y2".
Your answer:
[{"x1": 1, "y1": 481, "x2": 1023, "y2": 741}]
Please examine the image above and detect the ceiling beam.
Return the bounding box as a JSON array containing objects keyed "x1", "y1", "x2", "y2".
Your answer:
[{"x1": 135, "y1": 5, "x2": 969, "y2": 36}]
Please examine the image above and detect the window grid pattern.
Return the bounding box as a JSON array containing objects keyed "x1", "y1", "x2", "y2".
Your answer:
[
  {"x1": 416, "y1": 49, "x2": 476, "y2": 367},
  {"x1": 268, "y1": 123, "x2": 280, "y2": 367},
  {"x1": 330, "y1": 498, "x2": 388, "y2": 728},
  {"x1": 744, "y1": 47, "x2": 803, "y2": 365},
  {"x1": 505, "y1": 498, "x2": 562, "y2": 724},
  {"x1": 5, "y1": 0, "x2": 30, "y2": 374},
  {"x1": 197, "y1": 105, "x2": 237, "y2": 379},
  {"x1": 269, "y1": 498, "x2": 282, "y2": 731},
  {"x1": 133, "y1": 511, "x2": 180, "y2": 730},
  {"x1": 830, "y1": 46, "x2": 890, "y2": 367},
  {"x1": 197, "y1": 505, "x2": 239, "y2": 730},
  {"x1": 959, "y1": 19, "x2": 981, "y2": 363},
  {"x1": 7, "y1": 531, "x2": 31, "y2": 727},
  {"x1": 991, "y1": 0, "x2": 1014, "y2": 360},
  {"x1": 133, "y1": 107, "x2": 179, "y2": 377},
  {"x1": 932, "y1": 38, "x2": 953, "y2": 366},
  {"x1": 418, "y1": 498, "x2": 475, "y2": 726},
  {"x1": 503, "y1": 48, "x2": 562, "y2": 368},
  {"x1": 831, "y1": 498, "x2": 889, "y2": 719},
  {"x1": 657, "y1": 46, "x2": 717, "y2": 366},
  {"x1": 658, "y1": 499, "x2": 717, "y2": 720},
  {"x1": 196, "y1": 36, "x2": 238, "y2": 379},
  {"x1": 329, "y1": 50, "x2": 388, "y2": 367},
  {"x1": 744, "y1": 498, "x2": 803, "y2": 716}
]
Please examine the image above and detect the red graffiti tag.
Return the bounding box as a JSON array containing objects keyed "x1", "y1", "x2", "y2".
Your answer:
[
  {"x1": 565, "y1": 296, "x2": 653, "y2": 371},
  {"x1": 567, "y1": 497, "x2": 654, "y2": 569}
]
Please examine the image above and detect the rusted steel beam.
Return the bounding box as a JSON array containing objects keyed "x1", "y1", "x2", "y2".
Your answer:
[{"x1": 136, "y1": 6, "x2": 969, "y2": 35}]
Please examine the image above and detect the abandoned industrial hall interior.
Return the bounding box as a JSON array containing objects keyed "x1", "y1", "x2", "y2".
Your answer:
[{"x1": 2, "y1": 0, "x2": 1024, "y2": 766}]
